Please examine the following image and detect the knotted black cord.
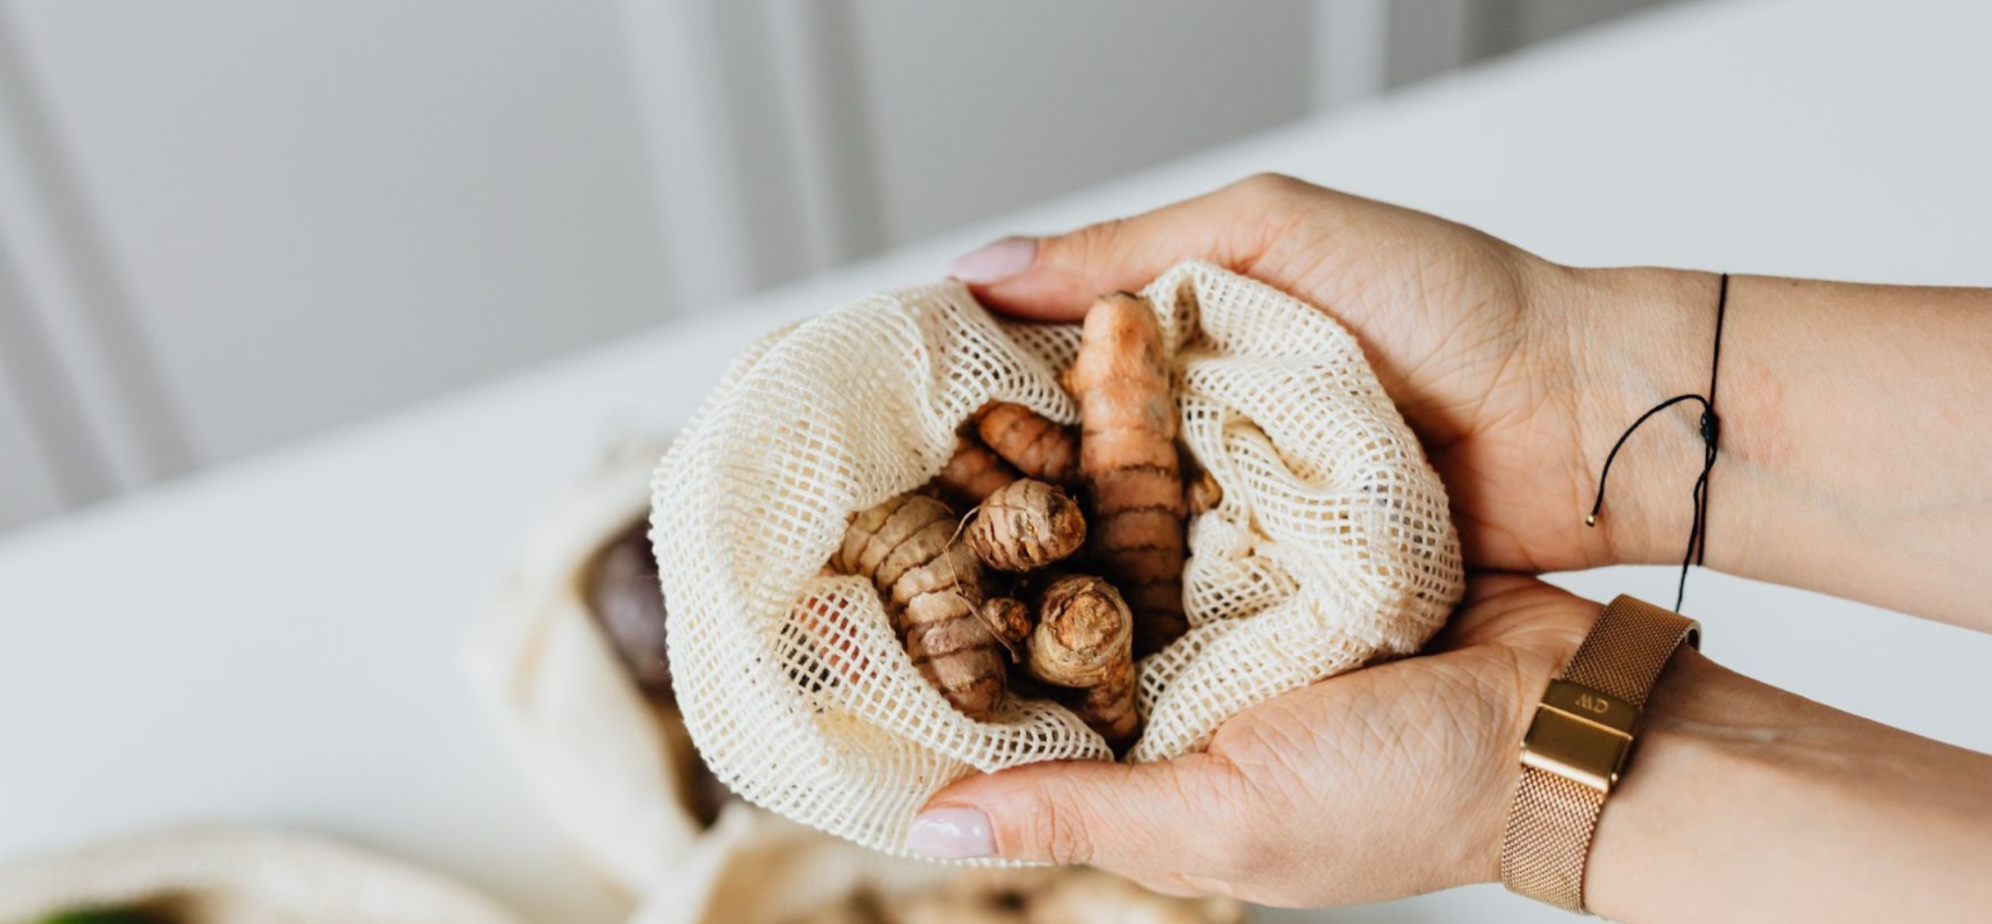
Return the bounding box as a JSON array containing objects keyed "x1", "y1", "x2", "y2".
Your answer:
[{"x1": 1586, "y1": 273, "x2": 1729, "y2": 611}]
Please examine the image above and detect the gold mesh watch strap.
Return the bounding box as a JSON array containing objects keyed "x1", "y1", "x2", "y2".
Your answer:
[{"x1": 1499, "y1": 595, "x2": 1700, "y2": 912}]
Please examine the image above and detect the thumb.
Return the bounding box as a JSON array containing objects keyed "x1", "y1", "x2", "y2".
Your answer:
[
  {"x1": 947, "y1": 174, "x2": 1312, "y2": 322},
  {"x1": 908, "y1": 753, "x2": 1241, "y2": 870}
]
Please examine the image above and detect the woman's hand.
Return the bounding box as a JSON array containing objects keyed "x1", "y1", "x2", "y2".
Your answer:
[
  {"x1": 958, "y1": 174, "x2": 1992, "y2": 627},
  {"x1": 922, "y1": 177, "x2": 1992, "y2": 918},
  {"x1": 921, "y1": 176, "x2": 1644, "y2": 901},
  {"x1": 910, "y1": 575, "x2": 1595, "y2": 905},
  {"x1": 951, "y1": 174, "x2": 1722, "y2": 574},
  {"x1": 917, "y1": 571, "x2": 1992, "y2": 920}
]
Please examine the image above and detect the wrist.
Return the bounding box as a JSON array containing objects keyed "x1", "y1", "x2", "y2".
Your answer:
[
  {"x1": 1581, "y1": 644, "x2": 1734, "y2": 923},
  {"x1": 1476, "y1": 593, "x2": 1702, "y2": 908},
  {"x1": 1459, "y1": 588, "x2": 1596, "y2": 887},
  {"x1": 1585, "y1": 646, "x2": 1992, "y2": 924},
  {"x1": 1555, "y1": 265, "x2": 1742, "y2": 568}
]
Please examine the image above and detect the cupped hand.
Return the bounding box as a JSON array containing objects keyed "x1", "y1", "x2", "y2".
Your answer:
[
  {"x1": 912, "y1": 575, "x2": 1596, "y2": 906},
  {"x1": 952, "y1": 174, "x2": 1706, "y2": 572},
  {"x1": 923, "y1": 176, "x2": 1719, "y2": 904}
]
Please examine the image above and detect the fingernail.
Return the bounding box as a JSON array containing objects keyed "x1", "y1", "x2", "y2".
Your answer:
[
  {"x1": 949, "y1": 238, "x2": 1036, "y2": 284},
  {"x1": 907, "y1": 806, "x2": 995, "y2": 859}
]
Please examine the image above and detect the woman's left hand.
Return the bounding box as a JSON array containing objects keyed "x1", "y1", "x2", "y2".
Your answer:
[{"x1": 910, "y1": 575, "x2": 1594, "y2": 906}]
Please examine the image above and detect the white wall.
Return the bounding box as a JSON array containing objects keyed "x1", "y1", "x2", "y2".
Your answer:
[
  {"x1": 0, "y1": 0, "x2": 1674, "y2": 534},
  {"x1": 0, "y1": 2, "x2": 674, "y2": 468},
  {"x1": 0, "y1": 359, "x2": 64, "y2": 526},
  {"x1": 849, "y1": 1, "x2": 1315, "y2": 245},
  {"x1": 1387, "y1": 0, "x2": 1678, "y2": 86}
]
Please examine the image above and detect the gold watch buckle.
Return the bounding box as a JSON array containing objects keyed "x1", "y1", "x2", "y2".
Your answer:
[{"x1": 1519, "y1": 680, "x2": 1639, "y2": 793}]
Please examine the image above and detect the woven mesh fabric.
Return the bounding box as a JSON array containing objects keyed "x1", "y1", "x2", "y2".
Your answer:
[{"x1": 652, "y1": 262, "x2": 1464, "y2": 857}]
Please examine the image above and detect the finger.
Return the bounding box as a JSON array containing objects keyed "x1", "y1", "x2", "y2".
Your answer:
[
  {"x1": 908, "y1": 753, "x2": 1244, "y2": 873},
  {"x1": 1427, "y1": 572, "x2": 1546, "y2": 652},
  {"x1": 1432, "y1": 574, "x2": 1593, "y2": 653},
  {"x1": 1458, "y1": 571, "x2": 1543, "y2": 607},
  {"x1": 947, "y1": 174, "x2": 1317, "y2": 322}
]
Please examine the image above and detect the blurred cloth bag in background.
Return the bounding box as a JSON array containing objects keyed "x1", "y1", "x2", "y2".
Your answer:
[{"x1": 0, "y1": 826, "x2": 525, "y2": 924}]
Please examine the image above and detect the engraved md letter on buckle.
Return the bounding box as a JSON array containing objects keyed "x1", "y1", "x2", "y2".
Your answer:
[{"x1": 1519, "y1": 679, "x2": 1639, "y2": 792}]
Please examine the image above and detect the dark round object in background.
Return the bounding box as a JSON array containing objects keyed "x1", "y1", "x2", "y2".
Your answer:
[
  {"x1": 581, "y1": 517, "x2": 737, "y2": 826},
  {"x1": 582, "y1": 519, "x2": 674, "y2": 701}
]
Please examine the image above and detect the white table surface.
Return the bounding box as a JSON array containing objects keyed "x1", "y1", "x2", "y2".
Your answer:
[{"x1": 5, "y1": 1, "x2": 1990, "y2": 922}]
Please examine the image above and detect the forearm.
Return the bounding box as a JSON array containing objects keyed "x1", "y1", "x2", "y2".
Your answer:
[
  {"x1": 1566, "y1": 268, "x2": 1992, "y2": 628},
  {"x1": 1584, "y1": 648, "x2": 1992, "y2": 924}
]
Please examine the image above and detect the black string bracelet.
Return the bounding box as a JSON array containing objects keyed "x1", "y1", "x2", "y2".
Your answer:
[{"x1": 1586, "y1": 273, "x2": 1729, "y2": 611}]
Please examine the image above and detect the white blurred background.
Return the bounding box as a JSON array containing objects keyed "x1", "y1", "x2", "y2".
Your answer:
[{"x1": 0, "y1": 0, "x2": 1677, "y2": 534}]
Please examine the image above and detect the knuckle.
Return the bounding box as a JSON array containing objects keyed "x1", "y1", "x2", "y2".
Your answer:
[
  {"x1": 1018, "y1": 787, "x2": 1097, "y2": 865},
  {"x1": 1231, "y1": 171, "x2": 1307, "y2": 202},
  {"x1": 1057, "y1": 216, "x2": 1130, "y2": 271}
]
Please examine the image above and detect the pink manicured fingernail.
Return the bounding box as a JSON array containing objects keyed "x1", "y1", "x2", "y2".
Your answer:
[
  {"x1": 949, "y1": 238, "x2": 1036, "y2": 283},
  {"x1": 907, "y1": 806, "x2": 996, "y2": 859}
]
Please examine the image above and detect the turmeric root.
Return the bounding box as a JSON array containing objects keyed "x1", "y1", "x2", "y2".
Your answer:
[
  {"x1": 973, "y1": 402, "x2": 1079, "y2": 485},
  {"x1": 833, "y1": 494, "x2": 1007, "y2": 719},
  {"x1": 981, "y1": 596, "x2": 1033, "y2": 659},
  {"x1": 1026, "y1": 575, "x2": 1140, "y2": 749},
  {"x1": 1185, "y1": 468, "x2": 1223, "y2": 516},
  {"x1": 1026, "y1": 867, "x2": 1245, "y2": 924},
  {"x1": 883, "y1": 893, "x2": 1022, "y2": 924},
  {"x1": 930, "y1": 436, "x2": 1021, "y2": 507},
  {"x1": 1065, "y1": 292, "x2": 1188, "y2": 656},
  {"x1": 967, "y1": 479, "x2": 1088, "y2": 573}
]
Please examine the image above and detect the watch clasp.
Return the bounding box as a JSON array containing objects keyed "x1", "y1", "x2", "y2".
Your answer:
[{"x1": 1520, "y1": 679, "x2": 1639, "y2": 793}]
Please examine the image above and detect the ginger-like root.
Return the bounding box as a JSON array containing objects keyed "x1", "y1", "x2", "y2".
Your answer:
[
  {"x1": 788, "y1": 907, "x2": 884, "y2": 924},
  {"x1": 1065, "y1": 292, "x2": 1188, "y2": 657},
  {"x1": 1026, "y1": 867, "x2": 1245, "y2": 924},
  {"x1": 930, "y1": 436, "x2": 1021, "y2": 508},
  {"x1": 883, "y1": 892, "x2": 1022, "y2": 924},
  {"x1": 939, "y1": 866, "x2": 1058, "y2": 906},
  {"x1": 833, "y1": 494, "x2": 1006, "y2": 720},
  {"x1": 785, "y1": 891, "x2": 888, "y2": 924},
  {"x1": 790, "y1": 867, "x2": 1240, "y2": 924},
  {"x1": 967, "y1": 479, "x2": 1088, "y2": 573},
  {"x1": 1185, "y1": 468, "x2": 1223, "y2": 516},
  {"x1": 974, "y1": 402, "x2": 1079, "y2": 486},
  {"x1": 981, "y1": 596, "x2": 1033, "y2": 655},
  {"x1": 1027, "y1": 575, "x2": 1139, "y2": 749}
]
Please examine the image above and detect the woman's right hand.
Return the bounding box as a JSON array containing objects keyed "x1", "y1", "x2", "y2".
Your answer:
[
  {"x1": 951, "y1": 174, "x2": 1721, "y2": 576},
  {"x1": 939, "y1": 176, "x2": 1992, "y2": 920}
]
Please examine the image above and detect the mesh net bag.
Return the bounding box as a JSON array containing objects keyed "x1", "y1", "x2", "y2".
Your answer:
[{"x1": 652, "y1": 261, "x2": 1464, "y2": 857}]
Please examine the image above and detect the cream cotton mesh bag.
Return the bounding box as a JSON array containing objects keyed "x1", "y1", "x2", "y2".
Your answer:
[{"x1": 652, "y1": 261, "x2": 1465, "y2": 858}]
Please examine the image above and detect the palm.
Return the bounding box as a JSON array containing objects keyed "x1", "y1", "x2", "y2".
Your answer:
[
  {"x1": 1241, "y1": 194, "x2": 1598, "y2": 573},
  {"x1": 970, "y1": 177, "x2": 1604, "y2": 573},
  {"x1": 1128, "y1": 577, "x2": 1591, "y2": 906},
  {"x1": 947, "y1": 177, "x2": 1637, "y2": 906}
]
